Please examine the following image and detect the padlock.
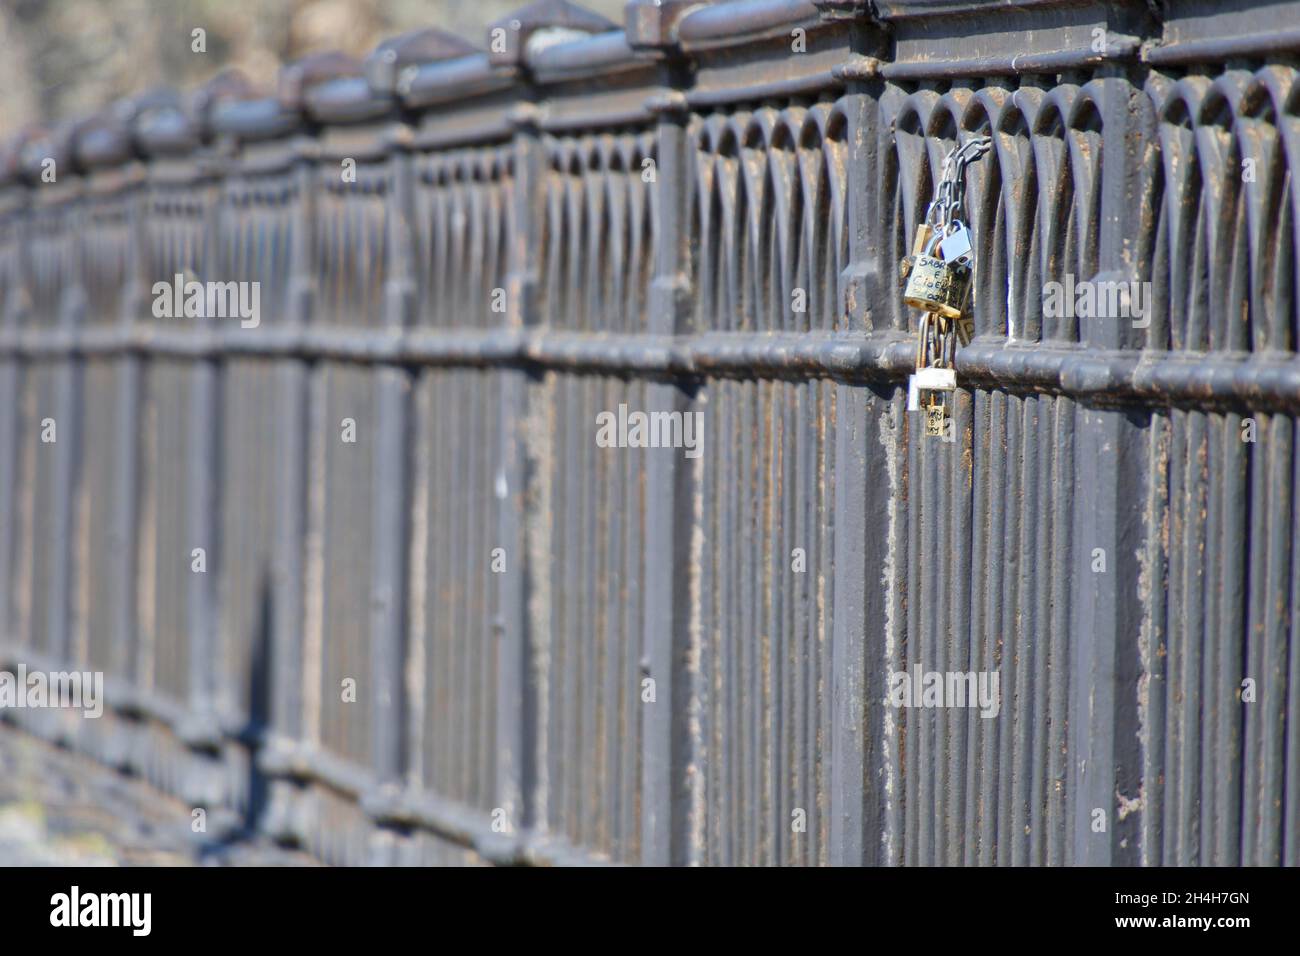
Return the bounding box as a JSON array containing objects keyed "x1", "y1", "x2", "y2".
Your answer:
[
  {"x1": 924, "y1": 402, "x2": 947, "y2": 437},
  {"x1": 913, "y1": 366, "x2": 956, "y2": 392},
  {"x1": 916, "y1": 364, "x2": 955, "y2": 438},
  {"x1": 955, "y1": 314, "x2": 974, "y2": 346},
  {"x1": 903, "y1": 236, "x2": 971, "y2": 319},
  {"x1": 907, "y1": 367, "x2": 955, "y2": 410},
  {"x1": 898, "y1": 223, "x2": 934, "y2": 286},
  {"x1": 938, "y1": 223, "x2": 973, "y2": 265}
]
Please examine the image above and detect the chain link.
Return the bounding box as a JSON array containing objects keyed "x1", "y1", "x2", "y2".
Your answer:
[{"x1": 924, "y1": 136, "x2": 991, "y2": 238}]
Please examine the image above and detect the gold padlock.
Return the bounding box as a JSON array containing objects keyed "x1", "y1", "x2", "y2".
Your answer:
[
  {"x1": 903, "y1": 244, "x2": 971, "y2": 319},
  {"x1": 899, "y1": 224, "x2": 935, "y2": 285}
]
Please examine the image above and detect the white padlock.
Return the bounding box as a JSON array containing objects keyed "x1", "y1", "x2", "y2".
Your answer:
[{"x1": 913, "y1": 366, "x2": 957, "y2": 392}]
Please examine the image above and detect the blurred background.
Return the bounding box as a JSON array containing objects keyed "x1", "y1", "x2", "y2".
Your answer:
[{"x1": 0, "y1": 0, "x2": 628, "y2": 133}]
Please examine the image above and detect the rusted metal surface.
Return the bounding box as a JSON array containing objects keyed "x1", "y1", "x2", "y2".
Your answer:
[{"x1": 1, "y1": 0, "x2": 1299, "y2": 867}]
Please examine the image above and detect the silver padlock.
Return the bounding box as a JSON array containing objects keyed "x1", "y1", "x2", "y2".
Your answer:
[{"x1": 938, "y1": 222, "x2": 973, "y2": 265}]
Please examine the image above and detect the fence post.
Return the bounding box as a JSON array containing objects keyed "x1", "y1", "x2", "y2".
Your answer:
[
  {"x1": 643, "y1": 77, "x2": 697, "y2": 871},
  {"x1": 640, "y1": 131, "x2": 696, "y2": 865},
  {"x1": 371, "y1": 131, "x2": 415, "y2": 795},
  {"x1": 491, "y1": 12, "x2": 542, "y2": 850},
  {"x1": 1069, "y1": 62, "x2": 1152, "y2": 868},
  {"x1": 624, "y1": 0, "x2": 699, "y2": 869},
  {"x1": 265, "y1": 109, "x2": 315, "y2": 840},
  {"x1": 824, "y1": 8, "x2": 891, "y2": 867},
  {"x1": 44, "y1": 131, "x2": 85, "y2": 678},
  {"x1": 112, "y1": 149, "x2": 146, "y2": 697},
  {"x1": 0, "y1": 150, "x2": 31, "y2": 659},
  {"x1": 184, "y1": 154, "x2": 223, "y2": 760}
]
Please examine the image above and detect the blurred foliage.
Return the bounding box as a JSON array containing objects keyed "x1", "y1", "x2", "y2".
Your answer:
[{"x1": 0, "y1": 0, "x2": 626, "y2": 134}]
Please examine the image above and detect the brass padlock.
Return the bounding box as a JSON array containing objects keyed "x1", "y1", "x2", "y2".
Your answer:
[
  {"x1": 903, "y1": 237, "x2": 971, "y2": 319},
  {"x1": 924, "y1": 402, "x2": 947, "y2": 437},
  {"x1": 899, "y1": 224, "x2": 934, "y2": 286}
]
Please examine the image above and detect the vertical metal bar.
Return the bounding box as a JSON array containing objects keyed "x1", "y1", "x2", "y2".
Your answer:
[
  {"x1": 1011, "y1": 396, "x2": 1033, "y2": 866},
  {"x1": 46, "y1": 193, "x2": 85, "y2": 670},
  {"x1": 1048, "y1": 396, "x2": 1075, "y2": 865},
  {"x1": 498, "y1": 105, "x2": 544, "y2": 840},
  {"x1": 187, "y1": 168, "x2": 222, "y2": 741},
  {"x1": 996, "y1": 394, "x2": 1022, "y2": 864},
  {"x1": 949, "y1": 378, "x2": 975, "y2": 865},
  {"x1": 738, "y1": 378, "x2": 755, "y2": 864},
  {"x1": 481, "y1": 370, "x2": 500, "y2": 811},
  {"x1": 965, "y1": 389, "x2": 991, "y2": 865},
  {"x1": 1164, "y1": 407, "x2": 1187, "y2": 864},
  {"x1": 981, "y1": 392, "x2": 1007, "y2": 862},
  {"x1": 577, "y1": 373, "x2": 595, "y2": 849},
  {"x1": 829, "y1": 67, "x2": 887, "y2": 868},
  {"x1": 111, "y1": 176, "x2": 145, "y2": 693},
  {"x1": 271, "y1": 148, "x2": 316, "y2": 755},
  {"x1": 0, "y1": 191, "x2": 27, "y2": 653},
  {"x1": 1139, "y1": 410, "x2": 1168, "y2": 865},
  {"x1": 560, "y1": 374, "x2": 578, "y2": 839},
  {"x1": 371, "y1": 145, "x2": 414, "y2": 789},
  {"x1": 1242, "y1": 410, "x2": 1266, "y2": 863},
  {"x1": 772, "y1": 377, "x2": 791, "y2": 864},
  {"x1": 792, "y1": 379, "x2": 810, "y2": 865},
  {"x1": 1256, "y1": 413, "x2": 1290, "y2": 864},
  {"x1": 1217, "y1": 412, "x2": 1246, "y2": 864},
  {"x1": 642, "y1": 95, "x2": 695, "y2": 866},
  {"x1": 1286, "y1": 418, "x2": 1300, "y2": 866},
  {"x1": 830, "y1": 382, "x2": 871, "y2": 865},
  {"x1": 1069, "y1": 71, "x2": 1149, "y2": 866},
  {"x1": 1069, "y1": 341, "x2": 1118, "y2": 861},
  {"x1": 720, "y1": 380, "x2": 737, "y2": 865}
]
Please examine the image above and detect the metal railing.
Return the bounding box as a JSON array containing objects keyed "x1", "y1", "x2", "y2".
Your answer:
[{"x1": 1, "y1": 0, "x2": 1298, "y2": 866}]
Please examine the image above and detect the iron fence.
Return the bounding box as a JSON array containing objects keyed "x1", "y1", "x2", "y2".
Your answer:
[{"x1": 1, "y1": 0, "x2": 1299, "y2": 866}]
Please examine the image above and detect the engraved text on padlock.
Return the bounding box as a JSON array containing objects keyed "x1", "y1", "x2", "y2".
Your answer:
[{"x1": 902, "y1": 254, "x2": 971, "y2": 318}]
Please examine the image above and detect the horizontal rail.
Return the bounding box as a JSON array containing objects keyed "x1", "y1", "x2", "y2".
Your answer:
[{"x1": 5, "y1": 326, "x2": 1300, "y2": 413}]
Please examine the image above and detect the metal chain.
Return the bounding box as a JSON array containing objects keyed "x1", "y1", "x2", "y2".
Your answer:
[
  {"x1": 924, "y1": 136, "x2": 991, "y2": 238},
  {"x1": 910, "y1": 135, "x2": 992, "y2": 423}
]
